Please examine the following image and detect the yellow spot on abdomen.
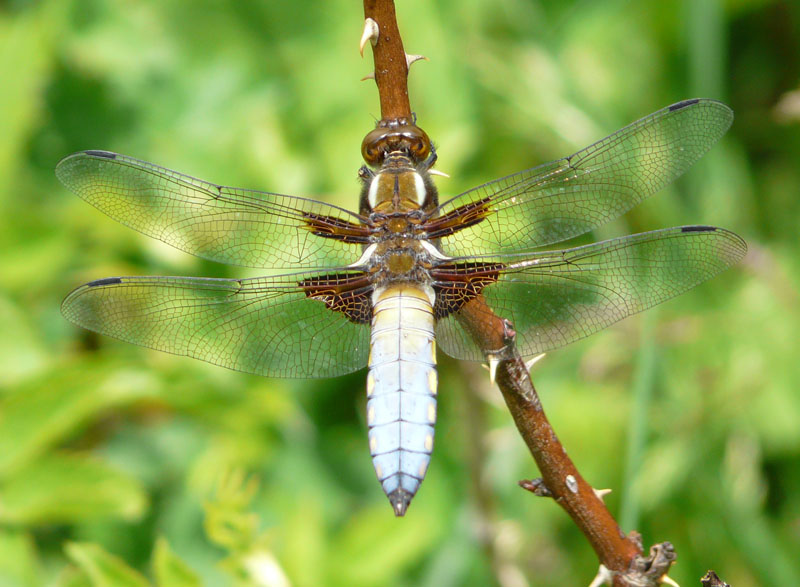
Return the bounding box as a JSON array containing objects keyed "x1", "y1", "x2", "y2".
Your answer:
[
  {"x1": 367, "y1": 372, "x2": 375, "y2": 396},
  {"x1": 428, "y1": 370, "x2": 438, "y2": 395}
]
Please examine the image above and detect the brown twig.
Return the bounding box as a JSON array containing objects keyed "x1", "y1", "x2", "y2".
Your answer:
[
  {"x1": 362, "y1": 0, "x2": 413, "y2": 123},
  {"x1": 360, "y1": 1, "x2": 677, "y2": 585},
  {"x1": 459, "y1": 296, "x2": 647, "y2": 583}
]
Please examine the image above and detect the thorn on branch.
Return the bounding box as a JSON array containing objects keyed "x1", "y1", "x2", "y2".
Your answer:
[
  {"x1": 525, "y1": 353, "x2": 546, "y2": 371},
  {"x1": 593, "y1": 487, "x2": 612, "y2": 502},
  {"x1": 359, "y1": 17, "x2": 379, "y2": 56},
  {"x1": 406, "y1": 53, "x2": 428, "y2": 67},
  {"x1": 487, "y1": 356, "x2": 500, "y2": 385},
  {"x1": 587, "y1": 564, "x2": 614, "y2": 587},
  {"x1": 519, "y1": 477, "x2": 552, "y2": 497}
]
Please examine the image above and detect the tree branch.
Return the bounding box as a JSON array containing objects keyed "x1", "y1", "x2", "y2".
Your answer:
[
  {"x1": 360, "y1": 1, "x2": 678, "y2": 584},
  {"x1": 362, "y1": 0, "x2": 413, "y2": 123}
]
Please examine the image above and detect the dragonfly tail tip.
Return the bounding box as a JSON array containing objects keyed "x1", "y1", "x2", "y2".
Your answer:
[{"x1": 388, "y1": 489, "x2": 413, "y2": 517}]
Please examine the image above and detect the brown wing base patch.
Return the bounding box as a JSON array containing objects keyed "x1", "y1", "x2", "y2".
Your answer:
[
  {"x1": 423, "y1": 197, "x2": 492, "y2": 239},
  {"x1": 299, "y1": 272, "x2": 373, "y2": 324},
  {"x1": 431, "y1": 262, "x2": 504, "y2": 318},
  {"x1": 301, "y1": 212, "x2": 372, "y2": 244}
]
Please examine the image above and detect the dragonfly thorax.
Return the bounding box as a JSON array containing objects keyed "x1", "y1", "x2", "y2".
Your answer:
[
  {"x1": 366, "y1": 239, "x2": 435, "y2": 286},
  {"x1": 359, "y1": 151, "x2": 439, "y2": 217}
]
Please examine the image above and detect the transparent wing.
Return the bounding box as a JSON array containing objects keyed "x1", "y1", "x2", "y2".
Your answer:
[
  {"x1": 62, "y1": 272, "x2": 371, "y2": 378},
  {"x1": 435, "y1": 226, "x2": 746, "y2": 361},
  {"x1": 56, "y1": 151, "x2": 369, "y2": 270},
  {"x1": 433, "y1": 99, "x2": 733, "y2": 256}
]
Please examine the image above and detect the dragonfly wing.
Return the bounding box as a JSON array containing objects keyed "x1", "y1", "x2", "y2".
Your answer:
[
  {"x1": 431, "y1": 99, "x2": 734, "y2": 256},
  {"x1": 434, "y1": 226, "x2": 746, "y2": 361},
  {"x1": 56, "y1": 151, "x2": 370, "y2": 270},
  {"x1": 62, "y1": 271, "x2": 372, "y2": 378}
]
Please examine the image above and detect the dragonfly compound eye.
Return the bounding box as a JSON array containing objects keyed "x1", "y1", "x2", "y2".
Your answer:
[
  {"x1": 405, "y1": 126, "x2": 431, "y2": 162},
  {"x1": 361, "y1": 128, "x2": 385, "y2": 166},
  {"x1": 361, "y1": 124, "x2": 432, "y2": 166}
]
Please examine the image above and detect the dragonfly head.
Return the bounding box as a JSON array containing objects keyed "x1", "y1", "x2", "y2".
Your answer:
[
  {"x1": 359, "y1": 121, "x2": 439, "y2": 216},
  {"x1": 361, "y1": 121, "x2": 431, "y2": 167}
]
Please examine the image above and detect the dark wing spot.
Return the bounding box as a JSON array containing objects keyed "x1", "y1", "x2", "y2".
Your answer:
[
  {"x1": 299, "y1": 272, "x2": 373, "y2": 324},
  {"x1": 87, "y1": 277, "x2": 123, "y2": 287},
  {"x1": 84, "y1": 150, "x2": 117, "y2": 159},
  {"x1": 669, "y1": 98, "x2": 700, "y2": 111},
  {"x1": 681, "y1": 225, "x2": 717, "y2": 233},
  {"x1": 432, "y1": 262, "x2": 504, "y2": 318}
]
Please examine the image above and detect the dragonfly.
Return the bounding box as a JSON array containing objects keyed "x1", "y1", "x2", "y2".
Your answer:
[{"x1": 59, "y1": 98, "x2": 746, "y2": 516}]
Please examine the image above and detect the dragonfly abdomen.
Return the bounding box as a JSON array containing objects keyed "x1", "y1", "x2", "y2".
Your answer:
[{"x1": 367, "y1": 284, "x2": 438, "y2": 516}]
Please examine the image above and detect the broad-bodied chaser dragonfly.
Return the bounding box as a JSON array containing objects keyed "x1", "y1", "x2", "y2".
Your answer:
[{"x1": 59, "y1": 98, "x2": 746, "y2": 516}]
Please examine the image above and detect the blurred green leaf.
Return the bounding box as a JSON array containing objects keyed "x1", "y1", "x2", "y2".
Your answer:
[
  {"x1": 0, "y1": 296, "x2": 47, "y2": 388},
  {"x1": 0, "y1": 453, "x2": 147, "y2": 525},
  {"x1": 0, "y1": 362, "x2": 157, "y2": 477},
  {"x1": 0, "y1": 529, "x2": 39, "y2": 587},
  {"x1": 202, "y1": 471, "x2": 292, "y2": 586},
  {"x1": 0, "y1": 0, "x2": 61, "y2": 200},
  {"x1": 279, "y1": 496, "x2": 324, "y2": 587},
  {"x1": 152, "y1": 537, "x2": 200, "y2": 587},
  {"x1": 203, "y1": 470, "x2": 260, "y2": 553},
  {"x1": 327, "y1": 504, "x2": 446, "y2": 586},
  {"x1": 55, "y1": 566, "x2": 93, "y2": 587},
  {"x1": 64, "y1": 542, "x2": 149, "y2": 587}
]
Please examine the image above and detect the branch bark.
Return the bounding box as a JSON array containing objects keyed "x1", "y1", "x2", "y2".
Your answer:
[
  {"x1": 362, "y1": 0, "x2": 413, "y2": 123},
  {"x1": 359, "y1": 1, "x2": 677, "y2": 585}
]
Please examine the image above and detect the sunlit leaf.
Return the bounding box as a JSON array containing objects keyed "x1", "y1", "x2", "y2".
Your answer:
[
  {"x1": 152, "y1": 537, "x2": 200, "y2": 587},
  {"x1": 0, "y1": 362, "x2": 157, "y2": 477},
  {"x1": 0, "y1": 297, "x2": 47, "y2": 387},
  {"x1": 327, "y1": 503, "x2": 445, "y2": 586},
  {"x1": 64, "y1": 542, "x2": 148, "y2": 587},
  {"x1": 0, "y1": 529, "x2": 39, "y2": 587},
  {"x1": 0, "y1": 453, "x2": 147, "y2": 525}
]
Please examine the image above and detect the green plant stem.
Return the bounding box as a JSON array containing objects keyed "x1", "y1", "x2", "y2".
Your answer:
[{"x1": 619, "y1": 310, "x2": 658, "y2": 532}]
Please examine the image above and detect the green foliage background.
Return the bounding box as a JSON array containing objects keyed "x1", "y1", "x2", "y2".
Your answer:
[{"x1": 1, "y1": 0, "x2": 799, "y2": 585}]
